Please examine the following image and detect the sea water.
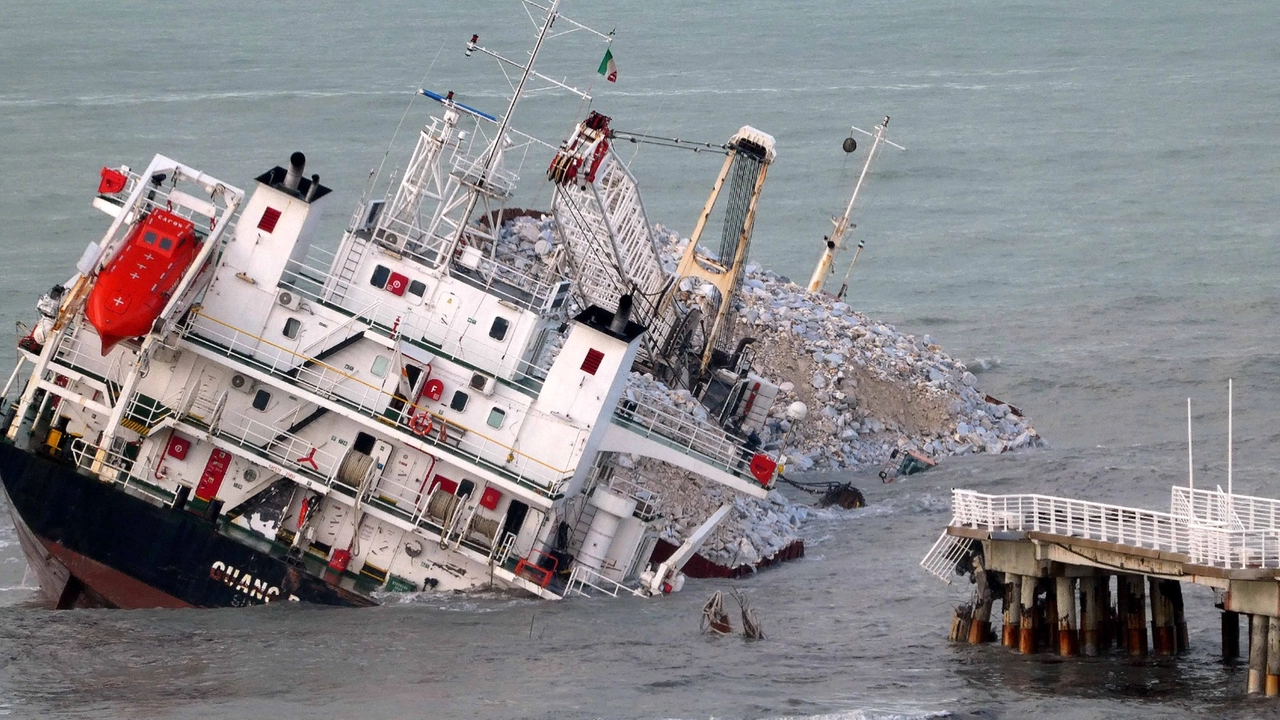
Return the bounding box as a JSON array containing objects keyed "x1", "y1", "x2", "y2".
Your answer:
[{"x1": 1, "y1": 1, "x2": 1278, "y2": 717}]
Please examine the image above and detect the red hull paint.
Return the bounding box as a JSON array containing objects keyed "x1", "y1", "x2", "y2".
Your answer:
[
  {"x1": 41, "y1": 538, "x2": 192, "y2": 609},
  {"x1": 7, "y1": 496, "x2": 189, "y2": 608},
  {"x1": 650, "y1": 538, "x2": 805, "y2": 580},
  {"x1": 85, "y1": 209, "x2": 199, "y2": 354}
]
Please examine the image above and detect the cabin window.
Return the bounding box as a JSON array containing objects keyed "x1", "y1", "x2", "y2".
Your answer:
[
  {"x1": 449, "y1": 390, "x2": 469, "y2": 413},
  {"x1": 407, "y1": 280, "x2": 427, "y2": 306},
  {"x1": 487, "y1": 407, "x2": 506, "y2": 429},
  {"x1": 581, "y1": 348, "x2": 604, "y2": 375},
  {"x1": 258, "y1": 207, "x2": 282, "y2": 233},
  {"x1": 370, "y1": 355, "x2": 390, "y2": 378},
  {"x1": 370, "y1": 264, "x2": 391, "y2": 289},
  {"x1": 283, "y1": 317, "x2": 301, "y2": 339},
  {"x1": 251, "y1": 389, "x2": 271, "y2": 412},
  {"x1": 143, "y1": 231, "x2": 157, "y2": 245},
  {"x1": 159, "y1": 237, "x2": 173, "y2": 251},
  {"x1": 488, "y1": 317, "x2": 510, "y2": 342}
]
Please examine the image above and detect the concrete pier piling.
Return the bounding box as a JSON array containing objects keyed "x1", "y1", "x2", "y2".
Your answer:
[
  {"x1": 1078, "y1": 576, "x2": 1099, "y2": 657},
  {"x1": 968, "y1": 566, "x2": 994, "y2": 644},
  {"x1": 1115, "y1": 576, "x2": 1129, "y2": 651},
  {"x1": 1249, "y1": 614, "x2": 1269, "y2": 695},
  {"x1": 1097, "y1": 575, "x2": 1113, "y2": 652},
  {"x1": 1267, "y1": 617, "x2": 1280, "y2": 697},
  {"x1": 1055, "y1": 576, "x2": 1078, "y2": 656},
  {"x1": 1149, "y1": 577, "x2": 1175, "y2": 656},
  {"x1": 1223, "y1": 610, "x2": 1241, "y2": 661},
  {"x1": 1167, "y1": 580, "x2": 1188, "y2": 653},
  {"x1": 1018, "y1": 574, "x2": 1038, "y2": 655},
  {"x1": 1125, "y1": 575, "x2": 1148, "y2": 656},
  {"x1": 1002, "y1": 575, "x2": 1021, "y2": 648}
]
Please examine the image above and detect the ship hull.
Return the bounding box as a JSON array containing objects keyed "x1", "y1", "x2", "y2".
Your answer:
[{"x1": 0, "y1": 441, "x2": 374, "y2": 609}]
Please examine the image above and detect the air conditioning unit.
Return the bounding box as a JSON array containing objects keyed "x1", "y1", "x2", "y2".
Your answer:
[
  {"x1": 469, "y1": 372, "x2": 496, "y2": 396},
  {"x1": 277, "y1": 289, "x2": 302, "y2": 310},
  {"x1": 229, "y1": 373, "x2": 256, "y2": 393}
]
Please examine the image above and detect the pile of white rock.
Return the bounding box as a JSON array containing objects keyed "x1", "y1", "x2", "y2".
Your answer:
[{"x1": 492, "y1": 216, "x2": 1041, "y2": 571}]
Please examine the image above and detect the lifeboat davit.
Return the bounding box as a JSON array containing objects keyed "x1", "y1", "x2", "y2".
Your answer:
[{"x1": 85, "y1": 208, "x2": 199, "y2": 355}]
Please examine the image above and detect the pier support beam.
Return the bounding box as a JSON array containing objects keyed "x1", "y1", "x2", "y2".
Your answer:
[
  {"x1": 1002, "y1": 575, "x2": 1021, "y2": 648},
  {"x1": 1267, "y1": 617, "x2": 1280, "y2": 697},
  {"x1": 1055, "y1": 576, "x2": 1078, "y2": 656},
  {"x1": 1079, "y1": 576, "x2": 1099, "y2": 657},
  {"x1": 1223, "y1": 610, "x2": 1241, "y2": 661},
  {"x1": 1124, "y1": 575, "x2": 1148, "y2": 656},
  {"x1": 1018, "y1": 574, "x2": 1038, "y2": 655},
  {"x1": 968, "y1": 565, "x2": 994, "y2": 644},
  {"x1": 1149, "y1": 577, "x2": 1175, "y2": 656},
  {"x1": 1249, "y1": 614, "x2": 1269, "y2": 695},
  {"x1": 1167, "y1": 580, "x2": 1188, "y2": 653},
  {"x1": 1097, "y1": 574, "x2": 1113, "y2": 652}
]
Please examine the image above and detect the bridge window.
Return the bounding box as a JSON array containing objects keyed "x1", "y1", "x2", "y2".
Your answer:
[
  {"x1": 489, "y1": 317, "x2": 510, "y2": 341},
  {"x1": 449, "y1": 390, "x2": 469, "y2": 413},
  {"x1": 487, "y1": 407, "x2": 506, "y2": 429},
  {"x1": 282, "y1": 317, "x2": 301, "y2": 339}
]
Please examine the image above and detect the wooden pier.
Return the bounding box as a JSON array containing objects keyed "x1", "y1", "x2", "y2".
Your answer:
[{"x1": 925, "y1": 486, "x2": 1280, "y2": 695}]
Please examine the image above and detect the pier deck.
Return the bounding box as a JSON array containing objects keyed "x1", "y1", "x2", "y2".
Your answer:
[{"x1": 923, "y1": 486, "x2": 1280, "y2": 696}]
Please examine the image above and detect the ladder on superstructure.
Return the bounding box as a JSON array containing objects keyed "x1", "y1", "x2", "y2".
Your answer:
[{"x1": 549, "y1": 112, "x2": 675, "y2": 365}]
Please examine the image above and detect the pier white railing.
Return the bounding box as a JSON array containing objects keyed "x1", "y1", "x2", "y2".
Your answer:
[
  {"x1": 946, "y1": 488, "x2": 1280, "y2": 572},
  {"x1": 1170, "y1": 486, "x2": 1280, "y2": 531},
  {"x1": 950, "y1": 489, "x2": 1188, "y2": 553}
]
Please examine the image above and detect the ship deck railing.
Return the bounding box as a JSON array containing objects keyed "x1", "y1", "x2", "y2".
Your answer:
[
  {"x1": 611, "y1": 389, "x2": 760, "y2": 484},
  {"x1": 171, "y1": 409, "x2": 515, "y2": 566},
  {"x1": 565, "y1": 564, "x2": 643, "y2": 598},
  {"x1": 180, "y1": 310, "x2": 576, "y2": 499},
  {"x1": 947, "y1": 487, "x2": 1280, "y2": 572},
  {"x1": 280, "y1": 245, "x2": 561, "y2": 393},
  {"x1": 66, "y1": 435, "x2": 175, "y2": 507}
]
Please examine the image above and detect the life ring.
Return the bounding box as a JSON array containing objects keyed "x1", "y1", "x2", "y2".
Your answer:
[{"x1": 410, "y1": 412, "x2": 434, "y2": 437}]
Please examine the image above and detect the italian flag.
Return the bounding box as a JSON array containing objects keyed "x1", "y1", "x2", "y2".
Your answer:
[{"x1": 598, "y1": 48, "x2": 617, "y2": 83}]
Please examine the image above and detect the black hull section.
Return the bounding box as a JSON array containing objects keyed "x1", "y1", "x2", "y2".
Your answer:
[{"x1": 0, "y1": 442, "x2": 373, "y2": 608}]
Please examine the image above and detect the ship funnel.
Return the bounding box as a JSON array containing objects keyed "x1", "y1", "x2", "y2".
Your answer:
[
  {"x1": 283, "y1": 152, "x2": 306, "y2": 192},
  {"x1": 305, "y1": 174, "x2": 321, "y2": 202},
  {"x1": 610, "y1": 294, "x2": 633, "y2": 334}
]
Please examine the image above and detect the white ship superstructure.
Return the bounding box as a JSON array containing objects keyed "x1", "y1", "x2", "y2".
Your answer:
[{"x1": 0, "y1": 1, "x2": 789, "y2": 607}]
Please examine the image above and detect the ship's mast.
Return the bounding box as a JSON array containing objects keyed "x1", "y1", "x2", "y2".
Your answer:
[
  {"x1": 806, "y1": 117, "x2": 903, "y2": 296},
  {"x1": 442, "y1": 0, "x2": 608, "y2": 260}
]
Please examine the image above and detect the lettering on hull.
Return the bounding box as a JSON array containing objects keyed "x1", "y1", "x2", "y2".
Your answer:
[{"x1": 210, "y1": 561, "x2": 300, "y2": 604}]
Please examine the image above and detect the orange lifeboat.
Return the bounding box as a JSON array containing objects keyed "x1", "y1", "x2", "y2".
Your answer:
[{"x1": 85, "y1": 208, "x2": 199, "y2": 355}]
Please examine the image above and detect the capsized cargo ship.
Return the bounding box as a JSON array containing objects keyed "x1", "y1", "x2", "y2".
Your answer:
[{"x1": 0, "y1": 0, "x2": 792, "y2": 608}]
